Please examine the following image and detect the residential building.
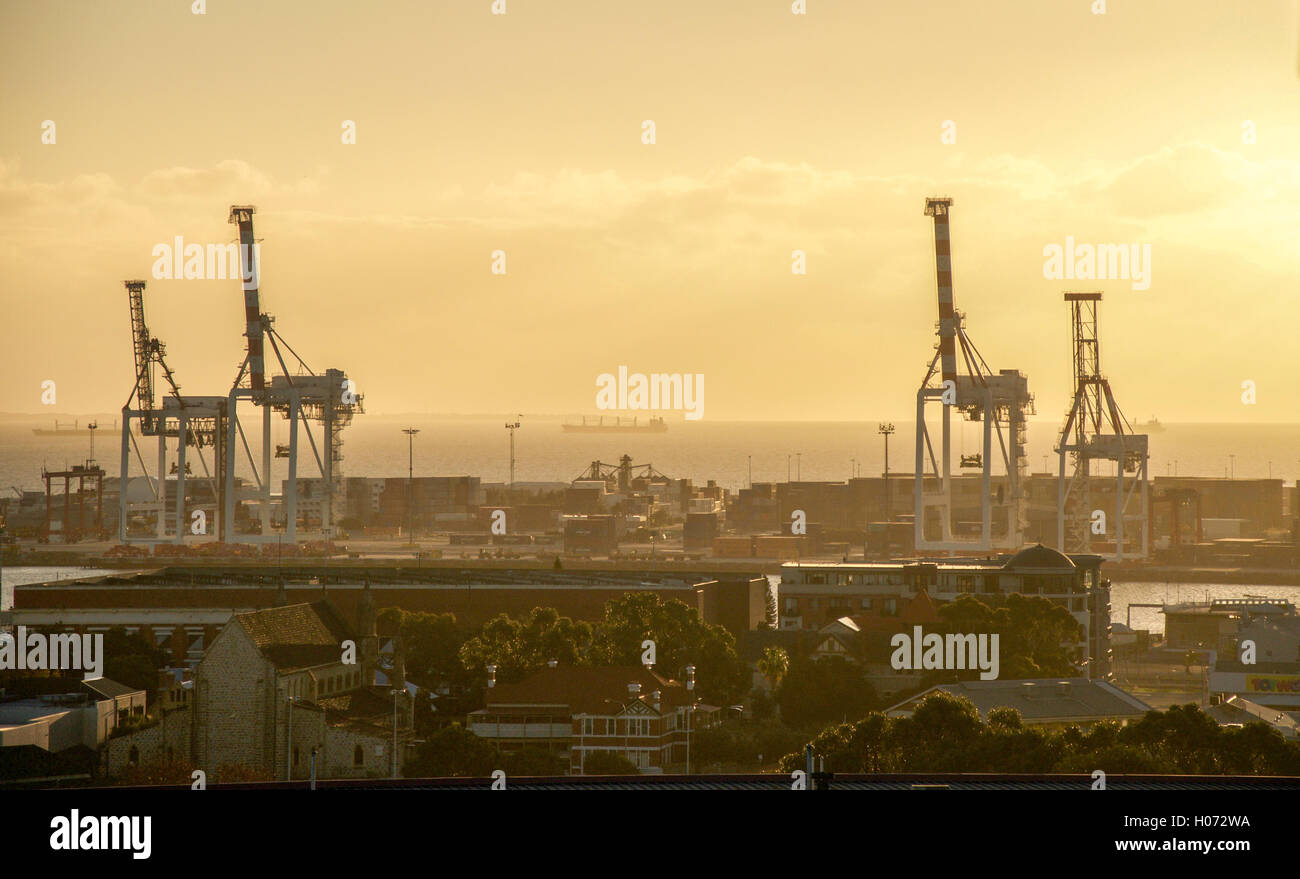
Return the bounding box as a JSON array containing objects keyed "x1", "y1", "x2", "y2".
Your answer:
[{"x1": 468, "y1": 664, "x2": 720, "y2": 774}]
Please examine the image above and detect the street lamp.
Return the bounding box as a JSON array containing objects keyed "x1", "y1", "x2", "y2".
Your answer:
[
  {"x1": 505, "y1": 417, "x2": 522, "y2": 490},
  {"x1": 390, "y1": 688, "x2": 402, "y2": 778},
  {"x1": 401, "y1": 427, "x2": 419, "y2": 544},
  {"x1": 286, "y1": 694, "x2": 297, "y2": 782},
  {"x1": 684, "y1": 664, "x2": 696, "y2": 775},
  {"x1": 878, "y1": 423, "x2": 895, "y2": 521},
  {"x1": 486, "y1": 663, "x2": 498, "y2": 754}
]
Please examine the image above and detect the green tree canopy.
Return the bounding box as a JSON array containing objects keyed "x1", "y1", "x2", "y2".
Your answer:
[
  {"x1": 775, "y1": 654, "x2": 876, "y2": 729},
  {"x1": 588, "y1": 592, "x2": 749, "y2": 706},
  {"x1": 458, "y1": 607, "x2": 593, "y2": 684}
]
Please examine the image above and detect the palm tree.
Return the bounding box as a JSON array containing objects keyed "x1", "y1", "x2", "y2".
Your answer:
[{"x1": 757, "y1": 646, "x2": 790, "y2": 690}]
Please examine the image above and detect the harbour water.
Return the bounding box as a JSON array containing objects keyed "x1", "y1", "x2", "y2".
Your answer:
[{"x1": 3, "y1": 416, "x2": 1296, "y2": 493}]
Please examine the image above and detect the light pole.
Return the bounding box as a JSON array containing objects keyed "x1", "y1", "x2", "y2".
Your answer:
[
  {"x1": 390, "y1": 688, "x2": 402, "y2": 778},
  {"x1": 879, "y1": 423, "x2": 895, "y2": 521},
  {"x1": 505, "y1": 417, "x2": 521, "y2": 490},
  {"x1": 787, "y1": 454, "x2": 791, "y2": 483},
  {"x1": 1229, "y1": 454, "x2": 1236, "y2": 480},
  {"x1": 747, "y1": 455, "x2": 752, "y2": 489},
  {"x1": 486, "y1": 664, "x2": 498, "y2": 755},
  {"x1": 850, "y1": 457, "x2": 856, "y2": 481},
  {"x1": 796, "y1": 453, "x2": 801, "y2": 481},
  {"x1": 401, "y1": 427, "x2": 419, "y2": 543},
  {"x1": 684, "y1": 664, "x2": 696, "y2": 775},
  {"x1": 286, "y1": 694, "x2": 296, "y2": 781}
]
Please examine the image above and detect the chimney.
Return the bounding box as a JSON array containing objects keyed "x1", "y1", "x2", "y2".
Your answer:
[
  {"x1": 651, "y1": 690, "x2": 661, "y2": 712},
  {"x1": 628, "y1": 682, "x2": 642, "y2": 698}
]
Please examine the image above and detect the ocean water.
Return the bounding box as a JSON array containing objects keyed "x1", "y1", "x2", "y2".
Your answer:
[{"x1": 3, "y1": 416, "x2": 1296, "y2": 494}]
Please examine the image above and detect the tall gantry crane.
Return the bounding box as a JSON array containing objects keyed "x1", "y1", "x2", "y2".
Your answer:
[
  {"x1": 913, "y1": 198, "x2": 1033, "y2": 552},
  {"x1": 223, "y1": 205, "x2": 363, "y2": 543},
  {"x1": 1056, "y1": 292, "x2": 1148, "y2": 560},
  {"x1": 119, "y1": 280, "x2": 228, "y2": 543}
]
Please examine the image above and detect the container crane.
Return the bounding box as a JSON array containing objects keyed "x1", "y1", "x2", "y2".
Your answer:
[
  {"x1": 223, "y1": 205, "x2": 363, "y2": 543},
  {"x1": 913, "y1": 198, "x2": 1033, "y2": 552}
]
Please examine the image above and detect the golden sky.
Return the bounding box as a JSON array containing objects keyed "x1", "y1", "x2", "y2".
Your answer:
[{"x1": 3, "y1": 0, "x2": 1299, "y2": 422}]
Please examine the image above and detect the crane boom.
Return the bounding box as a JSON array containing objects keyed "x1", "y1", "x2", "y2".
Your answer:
[
  {"x1": 124, "y1": 280, "x2": 156, "y2": 431},
  {"x1": 228, "y1": 205, "x2": 265, "y2": 394},
  {"x1": 924, "y1": 197, "x2": 958, "y2": 388}
]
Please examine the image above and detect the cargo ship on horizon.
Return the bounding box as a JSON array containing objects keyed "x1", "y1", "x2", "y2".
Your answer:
[
  {"x1": 31, "y1": 419, "x2": 114, "y2": 437},
  {"x1": 561, "y1": 415, "x2": 668, "y2": 434}
]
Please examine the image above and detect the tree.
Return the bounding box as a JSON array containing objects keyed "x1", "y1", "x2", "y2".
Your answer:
[
  {"x1": 887, "y1": 690, "x2": 983, "y2": 772},
  {"x1": 589, "y1": 592, "x2": 749, "y2": 706},
  {"x1": 100, "y1": 627, "x2": 169, "y2": 699},
  {"x1": 757, "y1": 646, "x2": 790, "y2": 689},
  {"x1": 581, "y1": 751, "x2": 640, "y2": 775},
  {"x1": 775, "y1": 655, "x2": 876, "y2": 729},
  {"x1": 762, "y1": 589, "x2": 778, "y2": 630},
  {"x1": 458, "y1": 607, "x2": 593, "y2": 684},
  {"x1": 406, "y1": 723, "x2": 498, "y2": 777},
  {"x1": 936, "y1": 594, "x2": 1080, "y2": 679}
]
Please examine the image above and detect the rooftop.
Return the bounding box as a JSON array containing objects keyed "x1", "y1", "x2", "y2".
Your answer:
[
  {"x1": 234, "y1": 601, "x2": 355, "y2": 672},
  {"x1": 886, "y1": 678, "x2": 1151, "y2": 724},
  {"x1": 477, "y1": 665, "x2": 707, "y2": 716}
]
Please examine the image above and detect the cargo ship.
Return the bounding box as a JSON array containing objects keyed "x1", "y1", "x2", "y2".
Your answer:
[
  {"x1": 32, "y1": 419, "x2": 114, "y2": 437},
  {"x1": 561, "y1": 416, "x2": 668, "y2": 434},
  {"x1": 1134, "y1": 415, "x2": 1164, "y2": 433}
]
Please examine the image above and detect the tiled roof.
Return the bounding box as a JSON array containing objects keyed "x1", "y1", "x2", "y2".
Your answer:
[
  {"x1": 484, "y1": 665, "x2": 700, "y2": 715},
  {"x1": 235, "y1": 601, "x2": 355, "y2": 672}
]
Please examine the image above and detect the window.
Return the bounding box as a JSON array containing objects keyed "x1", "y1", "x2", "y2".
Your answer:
[
  {"x1": 882, "y1": 598, "x2": 897, "y2": 616},
  {"x1": 353, "y1": 745, "x2": 365, "y2": 767},
  {"x1": 582, "y1": 718, "x2": 593, "y2": 735},
  {"x1": 860, "y1": 598, "x2": 872, "y2": 610}
]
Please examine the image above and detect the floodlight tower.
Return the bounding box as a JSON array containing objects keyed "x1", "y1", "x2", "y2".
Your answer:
[
  {"x1": 505, "y1": 417, "x2": 522, "y2": 489},
  {"x1": 1056, "y1": 292, "x2": 1148, "y2": 560},
  {"x1": 914, "y1": 198, "x2": 1033, "y2": 553}
]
